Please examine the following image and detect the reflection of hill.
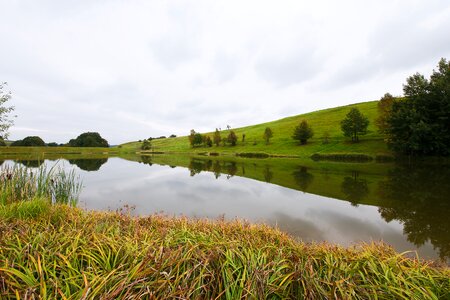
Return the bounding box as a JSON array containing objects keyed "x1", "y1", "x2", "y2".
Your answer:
[
  {"x1": 68, "y1": 158, "x2": 108, "y2": 171},
  {"x1": 377, "y1": 165, "x2": 450, "y2": 260}
]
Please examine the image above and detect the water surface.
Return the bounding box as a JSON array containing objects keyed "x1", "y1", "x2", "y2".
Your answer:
[{"x1": 3, "y1": 155, "x2": 449, "y2": 261}]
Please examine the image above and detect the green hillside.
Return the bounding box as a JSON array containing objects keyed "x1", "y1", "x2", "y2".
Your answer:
[{"x1": 120, "y1": 101, "x2": 390, "y2": 158}]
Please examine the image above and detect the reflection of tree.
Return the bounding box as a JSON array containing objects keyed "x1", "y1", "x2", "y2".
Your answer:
[
  {"x1": 377, "y1": 164, "x2": 450, "y2": 260},
  {"x1": 140, "y1": 156, "x2": 153, "y2": 166},
  {"x1": 224, "y1": 162, "x2": 237, "y2": 179},
  {"x1": 188, "y1": 159, "x2": 205, "y2": 177},
  {"x1": 69, "y1": 158, "x2": 108, "y2": 171},
  {"x1": 341, "y1": 171, "x2": 369, "y2": 206},
  {"x1": 292, "y1": 167, "x2": 314, "y2": 192},
  {"x1": 0, "y1": 160, "x2": 4, "y2": 166},
  {"x1": 212, "y1": 161, "x2": 221, "y2": 179},
  {"x1": 15, "y1": 160, "x2": 44, "y2": 168},
  {"x1": 263, "y1": 166, "x2": 273, "y2": 183}
]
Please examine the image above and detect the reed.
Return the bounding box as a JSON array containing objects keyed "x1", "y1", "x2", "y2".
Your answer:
[
  {"x1": 1, "y1": 202, "x2": 448, "y2": 299},
  {"x1": 0, "y1": 163, "x2": 82, "y2": 206}
]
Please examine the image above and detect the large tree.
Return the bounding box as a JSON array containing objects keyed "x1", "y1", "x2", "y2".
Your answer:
[
  {"x1": 341, "y1": 108, "x2": 369, "y2": 142},
  {"x1": 11, "y1": 136, "x2": 46, "y2": 147},
  {"x1": 68, "y1": 132, "x2": 109, "y2": 147},
  {"x1": 292, "y1": 120, "x2": 313, "y2": 145},
  {"x1": 385, "y1": 58, "x2": 450, "y2": 156},
  {"x1": 0, "y1": 82, "x2": 15, "y2": 140}
]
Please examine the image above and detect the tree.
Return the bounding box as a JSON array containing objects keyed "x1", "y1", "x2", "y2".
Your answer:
[
  {"x1": 375, "y1": 93, "x2": 394, "y2": 134},
  {"x1": 213, "y1": 128, "x2": 221, "y2": 146},
  {"x1": 292, "y1": 120, "x2": 314, "y2": 145},
  {"x1": 341, "y1": 108, "x2": 369, "y2": 142},
  {"x1": 188, "y1": 129, "x2": 196, "y2": 147},
  {"x1": 192, "y1": 133, "x2": 203, "y2": 147},
  {"x1": 68, "y1": 132, "x2": 109, "y2": 147},
  {"x1": 385, "y1": 58, "x2": 450, "y2": 156},
  {"x1": 11, "y1": 136, "x2": 46, "y2": 146},
  {"x1": 141, "y1": 139, "x2": 151, "y2": 150},
  {"x1": 203, "y1": 135, "x2": 213, "y2": 147},
  {"x1": 0, "y1": 82, "x2": 15, "y2": 139},
  {"x1": 227, "y1": 130, "x2": 237, "y2": 146},
  {"x1": 263, "y1": 127, "x2": 273, "y2": 145}
]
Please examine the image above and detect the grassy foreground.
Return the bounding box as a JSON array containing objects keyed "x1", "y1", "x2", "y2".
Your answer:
[
  {"x1": 121, "y1": 101, "x2": 391, "y2": 158},
  {"x1": 1, "y1": 201, "x2": 449, "y2": 299}
]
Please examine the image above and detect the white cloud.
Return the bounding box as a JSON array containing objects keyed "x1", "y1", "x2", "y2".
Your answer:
[{"x1": 1, "y1": 0, "x2": 449, "y2": 144}]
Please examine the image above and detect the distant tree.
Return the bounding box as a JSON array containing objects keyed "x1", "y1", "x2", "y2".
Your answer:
[
  {"x1": 341, "y1": 108, "x2": 369, "y2": 142},
  {"x1": 385, "y1": 58, "x2": 450, "y2": 156},
  {"x1": 292, "y1": 120, "x2": 314, "y2": 145},
  {"x1": 242, "y1": 133, "x2": 246, "y2": 143},
  {"x1": 202, "y1": 135, "x2": 213, "y2": 147},
  {"x1": 213, "y1": 128, "x2": 221, "y2": 146},
  {"x1": 47, "y1": 142, "x2": 58, "y2": 147},
  {"x1": 375, "y1": 93, "x2": 395, "y2": 134},
  {"x1": 11, "y1": 136, "x2": 46, "y2": 147},
  {"x1": 141, "y1": 139, "x2": 151, "y2": 150},
  {"x1": 68, "y1": 132, "x2": 109, "y2": 147},
  {"x1": 189, "y1": 129, "x2": 196, "y2": 147},
  {"x1": 263, "y1": 127, "x2": 273, "y2": 145},
  {"x1": 169, "y1": 134, "x2": 177, "y2": 138},
  {"x1": 226, "y1": 125, "x2": 231, "y2": 130},
  {"x1": 0, "y1": 82, "x2": 15, "y2": 140},
  {"x1": 192, "y1": 133, "x2": 203, "y2": 147},
  {"x1": 227, "y1": 130, "x2": 237, "y2": 146}
]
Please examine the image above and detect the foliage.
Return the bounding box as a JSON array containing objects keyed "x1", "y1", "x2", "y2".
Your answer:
[
  {"x1": 341, "y1": 108, "x2": 369, "y2": 142},
  {"x1": 141, "y1": 139, "x2": 151, "y2": 150},
  {"x1": 1, "y1": 204, "x2": 448, "y2": 299},
  {"x1": 169, "y1": 134, "x2": 177, "y2": 138},
  {"x1": 375, "y1": 93, "x2": 395, "y2": 134},
  {"x1": 0, "y1": 137, "x2": 6, "y2": 146},
  {"x1": 213, "y1": 128, "x2": 221, "y2": 146},
  {"x1": 227, "y1": 130, "x2": 238, "y2": 146},
  {"x1": 189, "y1": 130, "x2": 204, "y2": 147},
  {"x1": 46, "y1": 142, "x2": 59, "y2": 147},
  {"x1": 385, "y1": 58, "x2": 450, "y2": 156},
  {"x1": 68, "y1": 132, "x2": 109, "y2": 147},
  {"x1": 0, "y1": 82, "x2": 15, "y2": 139},
  {"x1": 292, "y1": 120, "x2": 314, "y2": 145},
  {"x1": 11, "y1": 136, "x2": 46, "y2": 147},
  {"x1": 263, "y1": 127, "x2": 273, "y2": 145},
  {"x1": 203, "y1": 135, "x2": 213, "y2": 147},
  {"x1": 0, "y1": 164, "x2": 81, "y2": 206}
]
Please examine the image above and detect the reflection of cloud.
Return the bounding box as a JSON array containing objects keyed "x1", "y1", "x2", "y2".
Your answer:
[{"x1": 269, "y1": 212, "x2": 325, "y2": 242}]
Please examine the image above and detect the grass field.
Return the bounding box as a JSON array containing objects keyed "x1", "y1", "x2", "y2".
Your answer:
[
  {"x1": 1, "y1": 200, "x2": 449, "y2": 299},
  {"x1": 120, "y1": 101, "x2": 390, "y2": 158}
]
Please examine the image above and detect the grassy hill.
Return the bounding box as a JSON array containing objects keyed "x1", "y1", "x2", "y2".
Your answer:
[{"x1": 120, "y1": 101, "x2": 390, "y2": 158}]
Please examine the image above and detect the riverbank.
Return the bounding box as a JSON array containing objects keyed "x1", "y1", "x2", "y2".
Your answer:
[{"x1": 1, "y1": 200, "x2": 449, "y2": 299}]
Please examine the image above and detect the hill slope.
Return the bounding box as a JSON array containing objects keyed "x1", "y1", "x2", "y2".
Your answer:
[{"x1": 120, "y1": 101, "x2": 389, "y2": 157}]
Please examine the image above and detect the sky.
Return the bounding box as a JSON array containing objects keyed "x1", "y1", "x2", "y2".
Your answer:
[{"x1": 1, "y1": 0, "x2": 450, "y2": 145}]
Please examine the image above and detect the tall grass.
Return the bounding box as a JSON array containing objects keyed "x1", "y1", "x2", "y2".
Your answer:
[
  {"x1": 0, "y1": 204, "x2": 449, "y2": 299},
  {"x1": 0, "y1": 163, "x2": 82, "y2": 206}
]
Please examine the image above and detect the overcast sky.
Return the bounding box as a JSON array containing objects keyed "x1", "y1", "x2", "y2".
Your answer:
[{"x1": 1, "y1": 0, "x2": 449, "y2": 144}]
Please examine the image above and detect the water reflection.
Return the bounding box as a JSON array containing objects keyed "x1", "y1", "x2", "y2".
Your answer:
[
  {"x1": 3, "y1": 155, "x2": 448, "y2": 261},
  {"x1": 341, "y1": 171, "x2": 369, "y2": 206},
  {"x1": 377, "y1": 164, "x2": 450, "y2": 260},
  {"x1": 292, "y1": 167, "x2": 314, "y2": 193},
  {"x1": 68, "y1": 158, "x2": 108, "y2": 171}
]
